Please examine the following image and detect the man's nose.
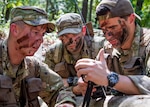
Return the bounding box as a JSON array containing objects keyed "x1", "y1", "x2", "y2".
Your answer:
[
  {"x1": 69, "y1": 38, "x2": 76, "y2": 44},
  {"x1": 105, "y1": 31, "x2": 113, "y2": 37}
]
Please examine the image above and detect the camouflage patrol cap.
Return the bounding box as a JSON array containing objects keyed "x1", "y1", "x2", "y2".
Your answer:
[
  {"x1": 10, "y1": 6, "x2": 55, "y2": 33},
  {"x1": 56, "y1": 13, "x2": 83, "y2": 37},
  {"x1": 96, "y1": 0, "x2": 141, "y2": 20}
]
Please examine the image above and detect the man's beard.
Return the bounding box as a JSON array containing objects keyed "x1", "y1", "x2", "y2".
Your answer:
[{"x1": 120, "y1": 28, "x2": 128, "y2": 45}]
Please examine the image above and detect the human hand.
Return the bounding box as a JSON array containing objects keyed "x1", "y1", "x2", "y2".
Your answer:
[
  {"x1": 72, "y1": 84, "x2": 82, "y2": 95},
  {"x1": 72, "y1": 77, "x2": 87, "y2": 96},
  {"x1": 75, "y1": 49, "x2": 110, "y2": 86},
  {"x1": 76, "y1": 77, "x2": 96, "y2": 96}
]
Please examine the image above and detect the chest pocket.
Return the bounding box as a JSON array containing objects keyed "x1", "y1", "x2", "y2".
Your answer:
[
  {"x1": 106, "y1": 56, "x2": 145, "y2": 75},
  {"x1": 0, "y1": 75, "x2": 17, "y2": 106},
  {"x1": 0, "y1": 75, "x2": 12, "y2": 102},
  {"x1": 54, "y1": 62, "x2": 70, "y2": 78},
  {"x1": 26, "y1": 78, "x2": 42, "y2": 107},
  {"x1": 123, "y1": 57, "x2": 145, "y2": 75}
]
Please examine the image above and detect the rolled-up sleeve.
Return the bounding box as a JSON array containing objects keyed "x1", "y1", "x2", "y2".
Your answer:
[{"x1": 128, "y1": 75, "x2": 150, "y2": 94}]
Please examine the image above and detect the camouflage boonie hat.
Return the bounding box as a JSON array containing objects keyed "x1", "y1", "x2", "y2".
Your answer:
[
  {"x1": 56, "y1": 13, "x2": 83, "y2": 37},
  {"x1": 10, "y1": 6, "x2": 55, "y2": 33},
  {"x1": 96, "y1": 0, "x2": 141, "y2": 20}
]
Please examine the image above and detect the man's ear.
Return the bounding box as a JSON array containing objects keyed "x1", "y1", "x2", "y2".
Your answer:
[
  {"x1": 129, "y1": 13, "x2": 136, "y2": 24},
  {"x1": 82, "y1": 25, "x2": 86, "y2": 36},
  {"x1": 10, "y1": 23, "x2": 18, "y2": 36}
]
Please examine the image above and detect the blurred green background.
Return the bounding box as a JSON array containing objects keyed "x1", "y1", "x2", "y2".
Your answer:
[{"x1": 0, "y1": 0, "x2": 150, "y2": 37}]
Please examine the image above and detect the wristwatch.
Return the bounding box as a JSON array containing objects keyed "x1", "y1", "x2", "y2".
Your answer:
[
  {"x1": 67, "y1": 77, "x2": 78, "y2": 86},
  {"x1": 107, "y1": 72, "x2": 119, "y2": 88}
]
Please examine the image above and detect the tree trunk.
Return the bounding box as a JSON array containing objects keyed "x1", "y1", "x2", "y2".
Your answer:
[
  {"x1": 5, "y1": 7, "x2": 11, "y2": 23},
  {"x1": 135, "y1": 0, "x2": 144, "y2": 14},
  {"x1": 82, "y1": 0, "x2": 88, "y2": 23},
  {"x1": 89, "y1": 0, "x2": 93, "y2": 21},
  {"x1": 135, "y1": 0, "x2": 144, "y2": 24}
]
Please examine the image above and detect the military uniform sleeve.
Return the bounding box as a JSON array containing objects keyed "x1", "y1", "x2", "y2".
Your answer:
[
  {"x1": 55, "y1": 87, "x2": 76, "y2": 107},
  {"x1": 140, "y1": 28, "x2": 150, "y2": 75},
  {"x1": 145, "y1": 40, "x2": 150, "y2": 75},
  {"x1": 44, "y1": 40, "x2": 63, "y2": 71},
  {"x1": 44, "y1": 45, "x2": 56, "y2": 70},
  {"x1": 128, "y1": 75, "x2": 150, "y2": 94},
  {"x1": 36, "y1": 59, "x2": 76, "y2": 106}
]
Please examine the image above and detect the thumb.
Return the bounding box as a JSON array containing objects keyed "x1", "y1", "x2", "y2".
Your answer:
[{"x1": 97, "y1": 48, "x2": 109, "y2": 67}]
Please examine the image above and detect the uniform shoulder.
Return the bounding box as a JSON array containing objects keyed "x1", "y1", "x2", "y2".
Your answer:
[
  {"x1": 140, "y1": 27, "x2": 150, "y2": 46},
  {"x1": 47, "y1": 39, "x2": 63, "y2": 52}
]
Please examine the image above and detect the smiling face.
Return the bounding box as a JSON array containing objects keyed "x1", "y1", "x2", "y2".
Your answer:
[
  {"x1": 99, "y1": 17, "x2": 128, "y2": 48},
  {"x1": 59, "y1": 32, "x2": 84, "y2": 54},
  {"x1": 14, "y1": 22, "x2": 47, "y2": 56}
]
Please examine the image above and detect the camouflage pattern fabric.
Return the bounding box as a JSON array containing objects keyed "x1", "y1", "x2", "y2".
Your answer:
[
  {"x1": 0, "y1": 39, "x2": 76, "y2": 107},
  {"x1": 94, "y1": 25, "x2": 150, "y2": 107},
  {"x1": 86, "y1": 65, "x2": 150, "y2": 107},
  {"x1": 97, "y1": 24, "x2": 150, "y2": 75},
  {"x1": 10, "y1": 6, "x2": 55, "y2": 33},
  {"x1": 45, "y1": 30, "x2": 105, "y2": 106},
  {"x1": 86, "y1": 95, "x2": 150, "y2": 107},
  {"x1": 45, "y1": 35, "x2": 105, "y2": 78}
]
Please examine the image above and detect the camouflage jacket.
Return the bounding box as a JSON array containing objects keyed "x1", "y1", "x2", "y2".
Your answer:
[
  {"x1": 0, "y1": 39, "x2": 76, "y2": 107},
  {"x1": 96, "y1": 24, "x2": 150, "y2": 76},
  {"x1": 128, "y1": 25, "x2": 150, "y2": 94},
  {"x1": 96, "y1": 24, "x2": 150, "y2": 94},
  {"x1": 45, "y1": 35, "x2": 105, "y2": 78},
  {"x1": 90, "y1": 25, "x2": 150, "y2": 107}
]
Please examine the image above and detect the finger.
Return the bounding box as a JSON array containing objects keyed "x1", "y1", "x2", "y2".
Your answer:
[
  {"x1": 81, "y1": 75, "x2": 88, "y2": 83},
  {"x1": 98, "y1": 48, "x2": 105, "y2": 62},
  {"x1": 75, "y1": 59, "x2": 95, "y2": 71},
  {"x1": 78, "y1": 77, "x2": 88, "y2": 86},
  {"x1": 76, "y1": 67, "x2": 89, "y2": 77},
  {"x1": 98, "y1": 48, "x2": 108, "y2": 67},
  {"x1": 76, "y1": 58, "x2": 94, "y2": 65},
  {"x1": 78, "y1": 77, "x2": 88, "y2": 96}
]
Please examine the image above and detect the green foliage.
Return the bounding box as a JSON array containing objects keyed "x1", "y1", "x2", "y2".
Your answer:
[
  {"x1": 131, "y1": 0, "x2": 150, "y2": 28},
  {"x1": 140, "y1": 2, "x2": 150, "y2": 27},
  {"x1": 0, "y1": 0, "x2": 150, "y2": 34}
]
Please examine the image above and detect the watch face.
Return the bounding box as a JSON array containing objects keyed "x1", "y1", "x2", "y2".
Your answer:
[
  {"x1": 110, "y1": 75, "x2": 118, "y2": 84},
  {"x1": 67, "y1": 77, "x2": 78, "y2": 86},
  {"x1": 67, "y1": 77, "x2": 74, "y2": 84},
  {"x1": 107, "y1": 72, "x2": 119, "y2": 87}
]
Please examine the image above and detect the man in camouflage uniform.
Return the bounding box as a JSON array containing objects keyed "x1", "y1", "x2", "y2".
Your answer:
[
  {"x1": 0, "y1": 6, "x2": 76, "y2": 107},
  {"x1": 44, "y1": 13, "x2": 105, "y2": 106},
  {"x1": 75, "y1": 0, "x2": 150, "y2": 107}
]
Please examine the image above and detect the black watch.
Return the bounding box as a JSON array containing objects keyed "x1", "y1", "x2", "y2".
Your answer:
[
  {"x1": 67, "y1": 77, "x2": 78, "y2": 86},
  {"x1": 67, "y1": 77, "x2": 74, "y2": 86},
  {"x1": 107, "y1": 72, "x2": 119, "y2": 88}
]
